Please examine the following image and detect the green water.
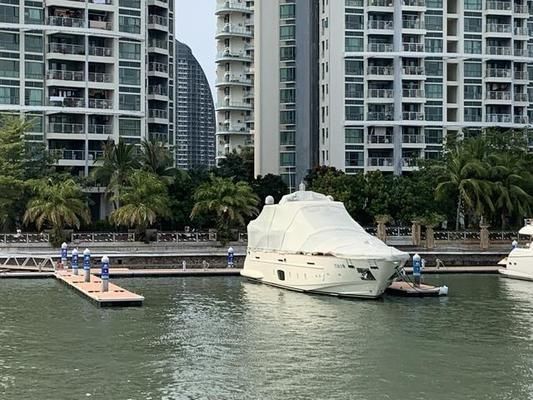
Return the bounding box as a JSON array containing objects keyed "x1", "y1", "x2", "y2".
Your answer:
[{"x1": 0, "y1": 275, "x2": 532, "y2": 400}]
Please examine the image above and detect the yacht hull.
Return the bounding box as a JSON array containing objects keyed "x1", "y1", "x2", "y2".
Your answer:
[
  {"x1": 499, "y1": 248, "x2": 533, "y2": 282},
  {"x1": 241, "y1": 251, "x2": 401, "y2": 299}
]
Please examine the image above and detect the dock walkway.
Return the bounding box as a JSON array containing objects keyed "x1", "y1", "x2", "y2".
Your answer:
[{"x1": 54, "y1": 270, "x2": 144, "y2": 307}]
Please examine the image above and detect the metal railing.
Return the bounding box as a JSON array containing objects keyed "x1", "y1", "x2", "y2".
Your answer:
[
  {"x1": 89, "y1": 72, "x2": 113, "y2": 83},
  {"x1": 48, "y1": 123, "x2": 84, "y2": 134},
  {"x1": 368, "y1": 20, "x2": 393, "y2": 29},
  {"x1": 486, "y1": 91, "x2": 511, "y2": 100},
  {"x1": 368, "y1": 66, "x2": 394, "y2": 75},
  {"x1": 88, "y1": 98, "x2": 113, "y2": 109},
  {"x1": 368, "y1": 134, "x2": 393, "y2": 144},
  {"x1": 486, "y1": 23, "x2": 512, "y2": 33},
  {"x1": 89, "y1": 46, "x2": 113, "y2": 57},
  {"x1": 486, "y1": 1, "x2": 512, "y2": 11},
  {"x1": 402, "y1": 65, "x2": 425, "y2": 75},
  {"x1": 486, "y1": 46, "x2": 512, "y2": 55},
  {"x1": 368, "y1": 88, "x2": 394, "y2": 98},
  {"x1": 0, "y1": 233, "x2": 50, "y2": 244},
  {"x1": 403, "y1": 88, "x2": 425, "y2": 98},
  {"x1": 367, "y1": 157, "x2": 394, "y2": 167},
  {"x1": 368, "y1": 42, "x2": 393, "y2": 52},
  {"x1": 88, "y1": 124, "x2": 112, "y2": 135},
  {"x1": 148, "y1": 15, "x2": 168, "y2": 26},
  {"x1": 486, "y1": 68, "x2": 512, "y2": 78},
  {"x1": 49, "y1": 43, "x2": 84, "y2": 55},
  {"x1": 148, "y1": 62, "x2": 168, "y2": 73},
  {"x1": 486, "y1": 114, "x2": 512, "y2": 123},
  {"x1": 48, "y1": 16, "x2": 84, "y2": 28},
  {"x1": 47, "y1": 70, "x2": 84, "y2": 81}
]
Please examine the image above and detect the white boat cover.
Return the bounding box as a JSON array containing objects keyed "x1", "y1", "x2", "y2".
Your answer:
[
  {"x1": 248, "y1": 191, "x2": 409, "y2": 261},
  {"x1": 518, "y1": 225, "x2": 533, "y2": 236}
]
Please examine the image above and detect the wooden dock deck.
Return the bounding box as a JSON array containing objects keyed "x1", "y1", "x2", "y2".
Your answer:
[{"x1": 54, "y1": 270, "x2": 144, "y2": 307}]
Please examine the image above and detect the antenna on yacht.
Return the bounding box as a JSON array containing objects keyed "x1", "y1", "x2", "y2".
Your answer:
[{"x1": 299, "y1": 182, "x2": 306, "y2": 192}]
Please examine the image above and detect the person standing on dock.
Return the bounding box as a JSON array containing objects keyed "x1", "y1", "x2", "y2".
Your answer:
[{"x1": 412, "y1": 254, "x2": 422, "y2": 287}]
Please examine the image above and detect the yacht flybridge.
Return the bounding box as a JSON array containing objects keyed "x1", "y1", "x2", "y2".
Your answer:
[
  {"x1": 241, "y1": 188, "x2": 409, "y2": 298},
  {"x1": 499, "y1": 219, "x2": 533, "y2": 281}
]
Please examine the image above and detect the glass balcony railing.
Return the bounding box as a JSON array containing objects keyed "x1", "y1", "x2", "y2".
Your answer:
[{"x1": 47, "y1": 70, "x2": 84, "y2": 81}]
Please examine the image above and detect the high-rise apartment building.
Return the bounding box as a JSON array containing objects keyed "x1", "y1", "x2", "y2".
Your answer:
[
  {"x1": 176, "y1": 40, "x2": 216, "y2": 170},
  {"x1": 255, "y1": 0, "x2": 533, "y2": 183},
  {"x1": 215, "y1": 0, "x2": 255, "y2": 163},
  {"x1": 0, "y1": 0, "x2": 174, "y2": 179}
]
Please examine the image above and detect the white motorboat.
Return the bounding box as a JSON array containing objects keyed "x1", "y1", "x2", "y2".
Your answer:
[
  {"x1": 241, "y1": 188, "x2": 409, "y2": 298},
  {"x1": 499, "y1": 219, "x2": 533, "y2": 281}
]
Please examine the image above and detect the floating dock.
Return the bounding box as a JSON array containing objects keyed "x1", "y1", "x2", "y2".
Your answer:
[{"x1": 54, "y1": 270, "x2": 144, "y2": 307}]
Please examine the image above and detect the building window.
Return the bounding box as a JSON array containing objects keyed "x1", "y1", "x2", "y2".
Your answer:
[
  {"x1": 0, "y1": 5, "x2": 18, "y2": 23},
  {"x1": 280, "y1": 67, "x2": 295, "y2": 82},
  {"x1": 425, "y1": 107, "x2": 443, "y2": 121},
  {"x1": 24, "y1": 7, "x2": 43, "y2": 24},
  {"x1": 25, "y1": 62, "x2": 43, "y2": 79},
  {"x1": 426, "y1": 0, "x2": 443, "y2": 8},
  {"x1": 425, "y1": 129, "x2": 443, "y2": 144},
  {"x1": 464, "y1": 63, "x2": 482, "y2": 78},
  {"x1": 119, "y1": 118, "x2": 141, "y2": 136},
  {"x1": 464, "y1": 108, "x2": 482, "y2": 122},
  {"x1": 345, "y1": 152, "x2": 363, "y2": 167},
  {"x1": 464, "y1": 18, "x2": 481, "y2": 32},
  {"x1": 0, "y1": 32, "x2": 18, "y2": 51},
  {"x1": 464, "y1": 85, "x2": 482, "y2": 100},
  {"x1": 280, "y1": 25, "x2": 295, "y2": 40},
  {"x1": 25, "y1": 35, "x2": 42, "y2": 53},
  {"x1": 119, "y1": 42, "x2": 141, "y2": 60},
  {"x1": 280, "y1": 153, "x2": 295, "y2": 167},
  {"x1": 345, "y1": 37, "x2": 363, "y2": 52},
  {"x1": 0, "y1": 87, "x2": 19, "y2": 105},
  {"x1": 464, "y1": 40, "x2": 481, "y2": 54},
  {"x1": 425, "y1": 39, "x2": 442, "y2": 53},
  {"x1": 280, "y1": 89, "x2": 295, "y2": 103},
  {"x1": 119, "y1": 68, "x2": 141, "y2": 85},
  {"x1": 280, "y1": 4, "x2": 295, "y2": 19},
  {"x1": 280, "y1": 131, "x2": 295, "y2": 145},
  {"x1": 280, "y1": 110, "x2": 295, "y2": 124},
  {"x1": 345, "y1": 60, "x2": 363, "y2": 75},
  {"x1": 345, "y1": 83, "x2": 363, "y2": 98},
  {"x1": 425, "y1": 61, "x2": 442, "y2": 76},
  {"x1": 25, "y1": 89, "x2": 43, "y2": 106},
  {"x1": 464, "y1": 0, "x2": 482, "y2": 10},
  {"x1": 280, "y1": 46, "x2": 296, "y2": 61},
  {"x1": 345, "y1": 14, "x2": 363, "y2": 30},
  {"x1": 425, "y1": 83, "x2": 443, "y2": 99},
  {"x1": 0, "y1": 60, "x2": 19, "y2": 78},
  {"x1": 119, "y1": 94, "x2": 140, "y2": 111},
  {"x1": 119, "y1": 16, "x2": 141, "y2": 34},
  {"x1": 345, "y1": 128, "x2": 364, "y2": 144},
  {"x1": 425, "y1": 15, "x2": 442, "y2": 31},
  {"x1": 345, "y1": 106, "x2": 363, "y2": 121}
]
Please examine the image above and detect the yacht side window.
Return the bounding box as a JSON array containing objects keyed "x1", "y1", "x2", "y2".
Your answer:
[{"x1": 277, "y1": 270, "x2": 285, "y2": 281}]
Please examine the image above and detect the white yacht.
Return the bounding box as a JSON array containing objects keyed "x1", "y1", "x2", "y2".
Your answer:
[
  {"x1": 499, "y1": 219, "x2": 533, "y2": 281},
  {"x1": 241, "y1": 188, "x2": 409, "y2": 298}
]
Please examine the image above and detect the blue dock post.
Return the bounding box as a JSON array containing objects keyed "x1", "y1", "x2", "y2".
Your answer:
[
  {"x1": 412, "y1": 253, "x2": 422, "y2": 287},
  {"x1": 227, "y1": 247, "x2": 234, "y2": 268},
  {"x1": 71, "y1": 248, "x2": 79, "y2": 275},
  {"x1": 83, "y1": 248, "x2": 91, "y2": 282},
  {"x1": 101, "y1": 256, "x2": 110, "y2": 292}
]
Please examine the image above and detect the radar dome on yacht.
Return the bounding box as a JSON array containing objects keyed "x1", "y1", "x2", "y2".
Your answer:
[
  {"x1": 327, "y1": 195, "x2": 334, "y2": 201},
  {"x1": 265, "y1": 195, "x2": 275, "y2": 205}
]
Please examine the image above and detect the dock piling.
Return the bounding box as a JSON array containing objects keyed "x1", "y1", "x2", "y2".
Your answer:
[
  {"x1": 83, "y1": 248, "x2": 91, "y2": 282},
  {"x1": 71, "y1": 248, "x2": 79, "y2": 275},
  {"x1": 101, "y1": 256, "x2": 110, "y2": 292}
]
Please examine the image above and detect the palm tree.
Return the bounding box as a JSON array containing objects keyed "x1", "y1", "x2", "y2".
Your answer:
[
  {"x1": 489, "y1": 152, "x2": 533, "y2": 229},
  {"x1": 434, "y1": 138, "x2": 494, "y2": 230},
  {"x1": 91, "y1": 140, "x2": 140, "y2": 209},
  {"x1": 191, "y1": 175, "x2": 259, "y2": 244},
  {"x1": 140, "y1": 139, "x2": 175, "y2": 182},
  {"x1": 23, "y1": 179, "x2": 91, "y2": 245},
  {"x1": 111, "y1": 171, "x2": 171, "y2": 234}
]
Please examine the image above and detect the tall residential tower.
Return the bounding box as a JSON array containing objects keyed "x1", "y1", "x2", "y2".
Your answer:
[
  {"x1": 215, "y1": 0, "x2": 255, "y2": 163},
  {"x1": 176, "y1": 40, "x2": 216, "y2": 170},
  {"x1": 255, "y1": 0, "x2": 533, "y2": 182}
]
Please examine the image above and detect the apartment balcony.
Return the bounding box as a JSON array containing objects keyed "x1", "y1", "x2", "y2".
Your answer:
[
  {"x1": 367, "y1": 0, "x2": 393, "y2": 7},
  {"x1": 367, "y1": 66, "x2": 394, "y2": 77},
  {"x1": 368, "y1": 20, "x2": 393, "y2": 30},
  {"x1": 89, "y1": 72, "x2": 113, "y2": 83},
  {"x1": 514, "y1": 115, "x2": 529, "y2": 124},
  {"x1": 367, "y1": 88, "x2": 394, "y2": 99},
  {"x1": 148, "y1": 85, "x2": 168, "y2": 99},
  {"x1": 402, "y1": 157, "x2": 419, "y2": 168},
  {"x1": 486, "y1": 68, "x2": 512, "y2": 78},
  {"x1": 216, "y1": 24, "x2": 253, "y2": 39},
  {"x1": 514, "y1": 4, "x2": 529, "y2": 14},
  {"x1": 217, "y1": 125, "x2": 249, "y2": 135},
  {"x1": 46, "y1": 70, "x2": 84, "y2": 82},
  {"x1": 88, "y1": 124, "x2": 113, "y2": 135},
  {"x1": 402, "y1": 42, "x2": 424, "y2": 52},
  {"x1": 514, "y1": 26, "x2": 528, "y2": 36},
  {"x1": 89, "y1": 0, "x2": 113, "y2": 5},
  {"x1": 216, "y1": 49, "x2": 252, "y2": 62},
  {"x1": 402, "y1": 134, "x2": 424, "y2": 145},
  {"x1": 486, "y1": 46, "x2": 512, "y2": 56},
  {"x1": 402, "y1": 65, "x2": 425, "y2": 77},
  {"x1": 514, "y1": 93, "x2": 529, "y2": 102},
  {"x1": 402, "y1": 19, "x2": 425, "y2": 30},
  {"x1": 514, "y1": 48, "x2": 527, "y2": 57},
  {"x1": 367, "y1": 134, "x2": 393, "y2": 144},
  {"x1": 486, "y1": 114, "x2": 512, "y2": 123},
  {"x1": 485, "y1": 1, "x2": 512, "y2": 12},
  {"x1": 368, "y1": 43, "x2": 393, "y2": 52},
  {"x1": 147, "y1": 0, "x2": 168, "y2": 8},
  {"x1": 514, "y1": 70, "x2": 528, "y2": 80},
  {"x1": 48, "y1": 43, "x2": 85, "y2": 56},
  {"x1": 148, "y1": 39, "x2": 168, "y2": 55},
  {"x1": 486, "y1": 23, "x2": 512, "y2": 33},
  {"x1": 47, "y1": 16, "x2": 85, "y2": 28},
  {"x1": 148, "y1": 108, "x2": 168, "y2": 121},
  {"x1": 216, "y1": 102, "x2": 253, "y2": 111},
  {"x1": 367, "y1": 157, "x2": 394, "y2": 168},
  {"x1": 48, "y1": 96, "x2": 85, "y2": 108},
  {"x1": 402, "y1": 0, "x2": 425, "y2": 7},
  {"x1": 88, "y1": 98, "x2": 113, "y2": 109},
  {"x1": 89, "y1": 45, "x2": 113, "y2": 57},
  {"x1": 148, "y1": 62, "x2": 168, "y2": 76},
  {"x1": 216, "y1": 74, "x2": 252, "y2": 87},
  {"x1": 88, "y1": 19, "x2": 112, "y2": 30},
  {"x1": 148, "y1": 15, "x2": 168, "y2": 30},
  {"x1": 48, "y1": 123, "x2": 84, "y2": 135},
  {"x1": 402, "y1": 111, "x2": 424, "y2": 121},
  {"x1": 215, "y1": 1, "x2": 253, "y2": 14},
  {"x1": 402, "y1": 88, "x2": 425, "y2": 98},
  {"x1": 367, "y1": 112, "x2": 393, "y2": 121},
  {"x1": 50, "y1": 149, "x2": 104, "y2": 162},
  {"x1": 486, "y1": 91, "x2": 511, "y2": 101}
]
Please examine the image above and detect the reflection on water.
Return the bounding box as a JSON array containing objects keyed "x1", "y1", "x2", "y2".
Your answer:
[{"x1": 0, "y1": 275, "x2": 532, "y2": 400}]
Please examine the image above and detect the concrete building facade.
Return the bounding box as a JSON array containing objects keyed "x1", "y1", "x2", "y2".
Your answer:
[
  {"x1": 215, "y1": 0, "x2": 255, "y2": 163},
  {"x1": 176, "y1": 40, "x2": 216, "y2": 170},
  {"x1": 255, "y1": 0, "x2": 533, "y2": 182}
]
